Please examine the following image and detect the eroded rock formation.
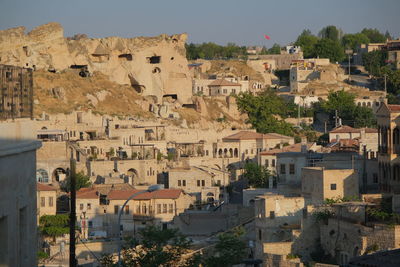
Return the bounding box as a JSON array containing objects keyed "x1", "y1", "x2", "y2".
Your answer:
[{"x1": 0, "y1": 22, "x2": 192, "y2": 104}]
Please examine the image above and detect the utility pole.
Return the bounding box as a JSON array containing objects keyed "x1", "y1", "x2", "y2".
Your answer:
[
  {"x1": 345, "y1": 49, "x2": 353, "y2": 82},
  {"x1": 384, "y1": 74, "x2": 387, "y2": 94},
  {"x1": 69, "y1": 158, "x2": 77, "y2": 267},
  {"x1": 362, "y1": 145, "x2": 367, "y2": 194},
  {"x1": 334, "y1": 110, "x2": 339, "y2": 128},
  {"x1": 297, "y1": 101, "x2": 301, "y2": 127}
]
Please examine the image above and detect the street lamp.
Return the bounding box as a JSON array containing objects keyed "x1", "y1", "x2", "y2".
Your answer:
[{"x1": 117, "y1": 184, "x2": 163, "y2": 266}]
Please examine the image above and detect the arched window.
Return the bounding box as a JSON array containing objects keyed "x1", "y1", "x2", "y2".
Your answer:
[{"x1": 37, "y1": 169, "x2": 49, "y2": 183}]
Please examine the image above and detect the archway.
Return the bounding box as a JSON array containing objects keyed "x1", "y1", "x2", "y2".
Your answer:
[
  {"x1": 206, "y1": 192, "x2": 215, "y2": 203},
  {"x1": 223, "y1": 148, "x2": 228, "y2": 157},
  {"x1": 234, "y1": 148, "x2": 238, "y2": 158},
  {"x1": 37, "y1": 169, "x2": 49, "y2": 183},
  {"x1": 52, "y1": 168, "x2": 67, "y2": 182},
  {"x1": 127, "y1": 168, "x2": 139, "y2": 185},
  {"x1": 229, "y1": 148, "x2": 233, "y2": 158},
  {"x1": 218, "y1": 149, "x2": 223, "y2": 158}
]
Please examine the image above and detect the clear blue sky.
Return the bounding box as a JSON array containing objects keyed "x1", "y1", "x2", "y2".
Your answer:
[{"x1": 0, "y1": 0, "x2": 398, "y2": 47}]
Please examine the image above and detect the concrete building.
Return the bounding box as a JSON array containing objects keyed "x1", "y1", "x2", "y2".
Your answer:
[
  {"x1": 0, "y1": 119, "x2": 42, "y2": 266},
  {"x1": 0, "y1": 64, "x2": 41, "y2": 266},
  {"x1": 301, "y1": 167, "x2": 359, "y2": 204}
]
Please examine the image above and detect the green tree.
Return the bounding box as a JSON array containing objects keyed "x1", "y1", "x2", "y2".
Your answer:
[
  {"x1": 100, "y1": 226, "x2": 200, "y2": 267},
  {"x1": 204, "y1": 229, "x2": 247, "y2": 267},
  {"x1": 363, "y1": 50, "x2": 387, "y2": 76},
  {"x1": 62, "y1": 171, "x2": 91, "y2": 192},
  {"x1": 235, "y1": 91, "x2": 294, "y2": 136},
  {"x1": 294, "y1": 29, "x2": 319, "y2": 58},
  {"x1": 313, "y1": 38, "x2": 345, "y2": 62},
  {"x1": 318, "y1": 25, "x2": 342, "y2": 41},
  {"x1": 243, "y1": 161, "x2": 272, "y2": 188},
  {"x1": 321, "y1": 90, "x2": 376, "y2": 128},
  {"x1": 361, "y1": 28, "x2": 387, "y2": 43},
  {"x1": 342, "y1": 33, "x2": 370, "y2": 50},
  {"x1": 39, "y1": 214, "x2": 69, "y2": 241},
  {"x1": 267, "y1": 43, "x2": 281, "y2": 54}
]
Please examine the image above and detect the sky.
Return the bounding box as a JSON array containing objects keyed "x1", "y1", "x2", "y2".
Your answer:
[{"x1": 0, "y1": 0, "x2": 399, "y2": 47}]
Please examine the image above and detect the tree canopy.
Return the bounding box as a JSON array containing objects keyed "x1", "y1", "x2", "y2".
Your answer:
[
  {"x1": 186, "y1": 42, "x2": 247, "y2": 60},
  {"x1": 243, "y1": 161, "x2": 273, "y2": 188},
  {"x1": 61, "y1": 171, "x2": 91, "y2": 192},
  {"x1": 313, "y1": 38, "x2": 345, "y2": 62},
  {"x1": 319, "y1": 90, "x2": 376, "y2": 128},
  {"x1": 294, "y1": 29, "x2": 319, "y2": 58},
  {"x1": 235, "y1": 91, "x2": 294, "y2": 136},
  {"x1": 101, "y1": 226, "x2": 200, "y2": 267},
  {"x1": 39, "y1": 214, "x2": 69, "y2": 239},
  {"x1": 361, "y1": 28, "x2": 387, "y2": 43},
  {"x1": 318, "y1": 25, "x2": 342, "y2": 42},
  {"x1": 342, "y1": 33, "x2": 370, "y2": 50}
]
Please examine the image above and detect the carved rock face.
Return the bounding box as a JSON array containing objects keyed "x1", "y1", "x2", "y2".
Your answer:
[{"x1": 0, "y1": 23, "x2": 192, "y2": 104}]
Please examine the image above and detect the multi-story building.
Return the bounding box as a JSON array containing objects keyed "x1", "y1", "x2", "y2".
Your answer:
[
  {"x1": 377, "y1": 103, "x2": 400, "y2": 193},
  {"x1": 0, "y1": 64, "x2": 41, "y2": 267},
  {"x1": 301, "y1": 167, "x2": 359, "y2": 204},
  {"x1": 37, "y1": 184, "x2": 57, "y2": 220}
]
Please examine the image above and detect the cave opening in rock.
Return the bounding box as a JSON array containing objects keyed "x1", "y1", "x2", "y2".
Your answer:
[{"x1": 147, "y1": 56, "x2": 161, "y2": 64}]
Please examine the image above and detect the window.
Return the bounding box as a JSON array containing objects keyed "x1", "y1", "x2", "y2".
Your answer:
[
  {"x1": 41, "y1": 197, "x2": 45, "y2": 207},
  {"x1": 272, "y1": 159, "x2": 276, "y2": 167},
  {"x1": 197, "y1": 180, "x2": 200, "y2": 187},
  {"x1": 125, "y1": 205, "x2": 129, "y2": 215},
  {"x1": 147, "y1": 56, "x2": 161, "y2": 64},
  {"x1": 330, "y1": 184, "x2": 337, "y2": 190},
  {"x1": 289, "y1": 164, "x2": 295, "y2": 174},
  {"x1": 87, "y1": 203, "x2": 91, "y2": 210},
  {"x1": 157, "y1": 204, "x2": 162, "y2": 214},
  {"x1": 280, "y1": 164, "x2": 286, "y2": 174},
  {"x1": 202, "y1": 180, "x2": 205, "y2": 187},
  {"x1": 136, "y1": 205, "x2": 140, "y2": 214},
  {"x1": 163, "y1": 204, "x2": 167, "y2": 213},
  {"x1": 36, "y1": 169, "x2": 49, "y2": 183},
  {"x1": 80, "y1": 203, "x2": 84, "y2": 210},
  {"x1": 88, "y1": 221, "x2": 93, "y2": 228},
  {"x1": 370, "y1": 151, "x2": 375, "y2": 159},
  {"x1": 265, "y1": 159, "x2": 269, "y2": 167},
  {"x1": 245, "y1": 149, "x2": 248, "y2": 154},
  {"x1": 182, "y1": 180, "x2": 186, "y2": 186},
  {"x1": 223, "y1": 89, "x2": 227, "y2": 94},
  {"x1": 251, "y1": 149, "x2": 254, "y2": 154},
  {"x1": 178, "y1": 180, "x2": 181, "y2": 186},
  {"x1": 270, "y1": 211, "x2": 275, "y2": 219},
  {"x1": 206, "y1": 150, "x2": 209, "y2": 156},
  {"x1": 114, "y1": 205, "x2": 119, "y2": 214},
  {"x1": 169, "y1": 204, "x2": 174, "y2": 213},
  {"x1": 49, "y1": 197, "x2": 53, "y2": 207},
  {"x1": 258, "y1": 229, "x2": 262, "y2": 240},
  {"x1": 217, "y1": 180, "x2": 221, "y2": 186},
  {"x1": 373, "y1": 173, "x2": 378, "y2": 183},
  {"x1": 142, "y1": 204, "x2": 147, "y2": 214},
  {"x1": 232, "y1": 89, "x2": 236, "y2": 94}
]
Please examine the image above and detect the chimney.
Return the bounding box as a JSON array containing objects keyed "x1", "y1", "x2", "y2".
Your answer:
[
  {"x1": 360, "y1": 128, "x2": 366, "y2": 140},
  {"x1": 301, "y1": 137, "x2": 307, "y2": 153}
]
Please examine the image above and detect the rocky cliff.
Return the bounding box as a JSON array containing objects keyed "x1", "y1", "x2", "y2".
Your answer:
[{"x1": 0, "y1": 22, "x2": 192, "y2": 104}]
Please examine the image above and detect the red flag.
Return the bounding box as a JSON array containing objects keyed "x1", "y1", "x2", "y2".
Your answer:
[{"x1": 264, "y1": 34, "x2": 270, "y2": 40}]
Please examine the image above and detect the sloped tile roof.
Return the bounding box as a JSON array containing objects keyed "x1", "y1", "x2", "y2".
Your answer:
[
  {"x1": 330, "y1": 125, "x2": 377, "y2": 134},
  {"x1": 223, "y1": 131, "x2": 292, "y2": 141},
  {"x1": 76, "y1": 188, "x2": 99, "y2": 199},
  {"x1": 107, "y1": 189, "x2": 183, "y2": 200},
  {"x1": 208, "y1": 79, "x2": 241, "y2": 87},
  {"x1": 37, "y1": 183, "x2": 57, "y2": 191},
  {"x1": 388, "y1": 105, "x2": 400, "y2": 112},
  {"x1": 259, "y1": 143, "x2": 314, "y2": 155}
]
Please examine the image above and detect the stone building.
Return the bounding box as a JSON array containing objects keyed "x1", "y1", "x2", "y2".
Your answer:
[
  {"x1": 208, "y1": 79, "x2": 242, "y2": 96},
  {"x1": 167, "y1": 166, "x2": 229, "y2": 202},
  {"x1": 37, "y1": 183, "x2": 57, "y2": 220},
  {"x1": 376, "y1": 103, "x2": 400, "y2": 193},
  {"x1": 301, "y1": 167, "x2": 359, "y2": 204}
]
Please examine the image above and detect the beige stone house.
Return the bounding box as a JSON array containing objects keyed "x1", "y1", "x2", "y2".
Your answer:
[
  {"x1": 107, "y1": 189, "x2": 194, "y2": 234},
  {"x1": 37, "y1": 183, "x2": 58, "y2": 221},
  {"x1": 208, "y1": 79, "x2": 242, "y2": 96},
  {"x1": 214, "y1": 131, "x2": 294, "y2": 161},
  {"x1": 301, "y1": 167, "x2": 359, "y2": 204},
  {"x1": 168, "y1": 166, "x2": 228, "y2": 202}
]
